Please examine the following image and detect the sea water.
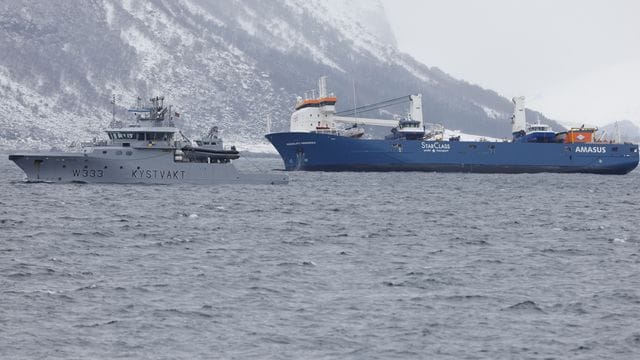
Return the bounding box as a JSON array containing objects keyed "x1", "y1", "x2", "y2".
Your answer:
[{"x1": 1, "y1": 155, "x2": 639, "y2": 359}]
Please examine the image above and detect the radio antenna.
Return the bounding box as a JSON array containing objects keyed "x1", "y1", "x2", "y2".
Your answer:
[{"x1": 111, "y1": 94, "x2": 116, "y2": 121}]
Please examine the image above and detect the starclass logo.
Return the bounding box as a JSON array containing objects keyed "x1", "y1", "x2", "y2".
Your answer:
[{"x1": 421, "y1": 142, "x2": 450, "y2": 152}]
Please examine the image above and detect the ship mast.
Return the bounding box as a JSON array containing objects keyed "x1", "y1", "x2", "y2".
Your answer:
[{"x1": 111, "y1": 94, "x2": 116, "y2": 122}]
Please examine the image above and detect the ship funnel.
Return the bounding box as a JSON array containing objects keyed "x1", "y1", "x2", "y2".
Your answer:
[
  {"x1": 409, "y1": 94, "x2": 423, "y2": 125},
  {"x1": 318, "y1": 76, "x2": 327, "y2": 98},
  {"x1": 511, "y1": 96, "x2": 526, "y2": 135}
]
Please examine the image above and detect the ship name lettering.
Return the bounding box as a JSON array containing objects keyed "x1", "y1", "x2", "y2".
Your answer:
[
  {"x1": 575, "y1": 146, "x2": 606, "y2": 154},
  {"x1": 72, "y1": 169, "x2": 104, "y2": 178},
  {"x1": 421, "y1": 142, "x2": 450, "y2": 152},
  {"x1": 286, "y1": 141, "x2": 316, "y2": 146},
  {"x1": 131, "y1": 169, "x2": 185, "y2": 180}
]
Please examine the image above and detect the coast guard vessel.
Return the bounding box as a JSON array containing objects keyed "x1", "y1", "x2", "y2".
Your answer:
[
  {"x1": 266, "y1": 77, "x2": 638, "y2": 174},
  {"x1": 9, "y1": 96, "x2": 288, "y2": 185}
]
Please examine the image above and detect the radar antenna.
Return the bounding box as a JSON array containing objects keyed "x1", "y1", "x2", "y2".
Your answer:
[{"x1": 108, "y1": 94, "x2": 119, "y2": 128}]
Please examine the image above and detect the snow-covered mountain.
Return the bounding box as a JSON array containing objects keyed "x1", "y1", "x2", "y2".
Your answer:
[
  {"x1": 0, "y1": 0, "x2": 561, "y2": 150},
  {"x1": 599, "y1": 120, "x2": 640, "y2": 143}
]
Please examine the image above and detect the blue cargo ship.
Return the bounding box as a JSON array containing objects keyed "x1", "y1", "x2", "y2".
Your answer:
[{"x1": 266, "y1": 77, "x2": 638, "y2": 174}]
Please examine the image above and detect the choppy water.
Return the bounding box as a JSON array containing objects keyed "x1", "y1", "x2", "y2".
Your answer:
[{"x1": 1, "y1": 154, "x2": 640, "y2": 359}]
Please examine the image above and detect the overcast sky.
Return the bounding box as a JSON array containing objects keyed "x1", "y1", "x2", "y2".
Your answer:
[{"x1": 381, "y1": 0, "x2": 640, "y2": 127}]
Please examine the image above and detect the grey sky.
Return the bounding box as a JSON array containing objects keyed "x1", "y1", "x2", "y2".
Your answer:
[{"x1": 382, "y1": 0, "x2": 640, "y2": 126}]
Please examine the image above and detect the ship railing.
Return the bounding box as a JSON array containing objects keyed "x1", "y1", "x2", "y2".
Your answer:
[{"x1": 71, "y1": 139, "x2": 108, "y2": 149}]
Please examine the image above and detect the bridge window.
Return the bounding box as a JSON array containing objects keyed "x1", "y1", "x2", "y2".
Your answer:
[{"x1": 109, "y1": 132, "x2": 137, "y2": 140}]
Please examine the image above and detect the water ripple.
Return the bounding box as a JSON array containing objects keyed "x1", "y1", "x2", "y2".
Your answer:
[{"x1": 1, "y1": 158, "x2": 639, "y2": 358}]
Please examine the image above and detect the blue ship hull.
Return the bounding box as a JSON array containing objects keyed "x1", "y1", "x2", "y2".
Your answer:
[{"x1": 266, "y1": 132, "x2": 639, "y2": 174}]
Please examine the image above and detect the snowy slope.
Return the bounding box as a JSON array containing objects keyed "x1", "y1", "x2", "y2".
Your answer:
[{"x1": 0, "y1": 0, "x2": 559, "y2": 151}]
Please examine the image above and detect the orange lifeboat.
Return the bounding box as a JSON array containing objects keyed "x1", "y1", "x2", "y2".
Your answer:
[{"x1": 295, "y1": 97, "x2": 337, "y2": 110}]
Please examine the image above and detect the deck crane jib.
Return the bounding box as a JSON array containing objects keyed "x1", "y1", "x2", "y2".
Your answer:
[{"x1": 290, "y1": 77, "x2": 423, "y2": 139}]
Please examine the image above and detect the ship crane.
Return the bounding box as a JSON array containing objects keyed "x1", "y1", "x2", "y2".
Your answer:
[
  {"x1": 289, "y1": 76, "x2": 422, "y2": 133},
  {"x1": 334, "y1": 95, "x2": 419, "y2": 127}
]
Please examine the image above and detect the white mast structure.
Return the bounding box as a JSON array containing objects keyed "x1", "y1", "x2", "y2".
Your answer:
[{"x1": 511, "y1": 96, "x2": 526, "y2": 135}]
